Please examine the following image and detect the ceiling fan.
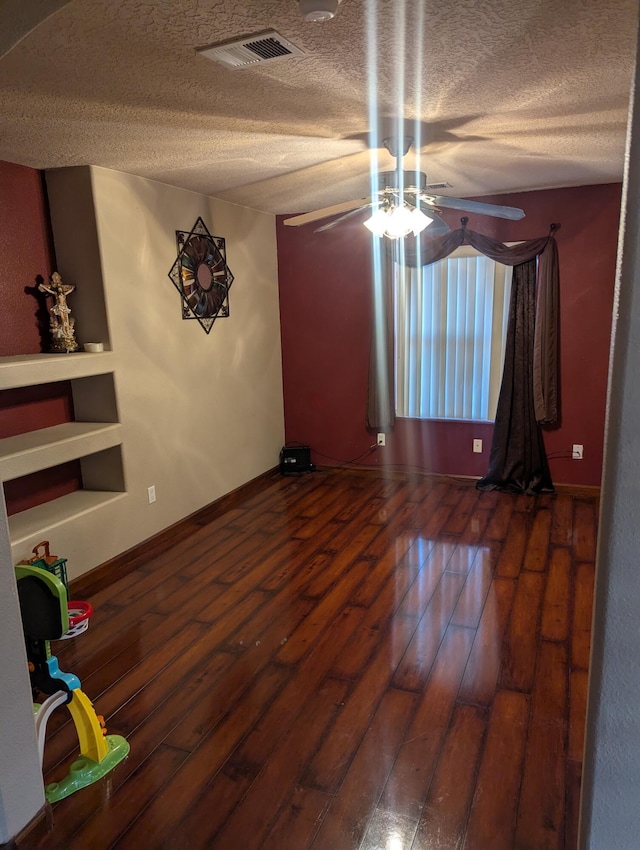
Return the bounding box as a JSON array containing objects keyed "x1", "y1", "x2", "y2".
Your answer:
[{"x1": 283, "y1": 136, "x2": 525, "y2": 239}]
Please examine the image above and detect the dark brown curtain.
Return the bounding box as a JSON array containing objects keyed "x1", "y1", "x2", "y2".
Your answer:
[
  {"x1": 476, "y1": 259, "x2": 554, "y2": 493},
  {"x1": 366, "y1": 221, "x2": 560, "y2": 492}
]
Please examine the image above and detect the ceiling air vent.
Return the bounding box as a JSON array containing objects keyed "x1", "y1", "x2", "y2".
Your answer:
[
  {"x1": 425, "y1": 182, "x2": 453, "y2": 191},
  {"x1": 197, "y1": 29, "x2": 305, "y2": 70}
]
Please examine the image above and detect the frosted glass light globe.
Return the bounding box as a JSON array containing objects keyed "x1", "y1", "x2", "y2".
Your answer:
[{"x1": 299, "y1": 0, "x2": 340, "y2": 22}]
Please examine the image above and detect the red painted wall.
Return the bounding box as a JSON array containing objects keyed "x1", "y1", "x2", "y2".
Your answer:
[
  {"x1": 0, "y1": 162, "x2": 80, "y2": 515},
  {"x1": 0, "y1": 384, "x2": 75, "y2": 439},
  {"x1": 277, "y1": 183, "x2": 622, "y2": 487},
  {"x1": 0, "y1": 161, "x2": 55, "y2": 355}
]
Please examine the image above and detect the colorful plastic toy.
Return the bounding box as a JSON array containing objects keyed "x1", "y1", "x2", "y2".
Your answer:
[{"x1": 15, "y1": 545, "x2": 129, "y2": 803}]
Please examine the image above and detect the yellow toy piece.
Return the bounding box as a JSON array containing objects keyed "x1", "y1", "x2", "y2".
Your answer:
[{"x1": 67, "y1": 689, "x2": 109, "y2": 762}]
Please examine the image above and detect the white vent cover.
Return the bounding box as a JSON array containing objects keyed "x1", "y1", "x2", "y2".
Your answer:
[
  {"x1": 425, "y1": 182, "x2": 453, "y2": 190},
  {"x1": 197, "y1": 29, "x2": 305, "y2": 70}
]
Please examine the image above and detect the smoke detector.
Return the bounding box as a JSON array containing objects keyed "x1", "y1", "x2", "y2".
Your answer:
[{"x1": 299, "y1": 0, "x2": 341, "y2": 22}]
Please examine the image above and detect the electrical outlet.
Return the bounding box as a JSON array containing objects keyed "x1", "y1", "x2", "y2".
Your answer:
[
  {"x1": 572, "y1": 444, "x2": 584, "y2": 460},
  {"x1": 147, "y1": 485, "x2": 156, "y2": 504},
  {"x1": 377, "y1": 433, "x2": 386, "y2": 447},
  {"x1": 473, "y1": 439, "x2": 483, "y2": 453}
]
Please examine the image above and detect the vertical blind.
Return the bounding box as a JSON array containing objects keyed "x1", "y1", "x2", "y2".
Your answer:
[{"x1": 394, "y1": 247, "x2": 513, "y2": 421}]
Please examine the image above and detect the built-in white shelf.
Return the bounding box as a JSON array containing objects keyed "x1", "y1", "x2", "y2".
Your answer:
[
  {"x1": 0, "y1": 422, "x2": 123, "y2": 482},
  {"x1": 8, "y1": 489, "x2": 127, "y2": 547},
  {"x1": 0, "y1": 352, "x2": 114, "y2": 390}
]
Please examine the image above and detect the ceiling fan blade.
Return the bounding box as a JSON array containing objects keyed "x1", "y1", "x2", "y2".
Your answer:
[
  {"x1": 283, "y1": 197, "x2": 371, "y2": 227},
  {"x1": 315, "y1": 202, "x2": 376, "y2": 232},
  {"x1": 421, "y1": 194, "x2": 525, "y2": 220}
]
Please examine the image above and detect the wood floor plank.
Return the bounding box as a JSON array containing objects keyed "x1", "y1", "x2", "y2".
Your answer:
[
  {"x1": 465, "y1": 690, "x2": 529, "y2": 850},
  {"x1": 450, "y1": 545, "x2": 495, "y2": 629},
  {"x1": 551, "y1": 494, "x2": 574, "y2": 547},
  {"x1": 276, "y1": 558, "x2": 372, "y2": 665},
  {"x1": 290, "y1": 487, "x2": 364, "y2": 540},
  {"x1": 301, "y1": 526, "x2": 380, "y2": 598},
  {"x1": 569, "y1": 669, "x2": 588, "y2": 762},
  {"x1": 541, "y1": 547, "x2": 571, "y2": 641},
  {"x1": 304, "y1": 638, "x2": 416, "y2": 793},
  {"x1": 159, "y1": 764, "x2": 258, "y2": 850},
  {"x1": 368, "y1": 482, "x2": 415, "y2": 526},
  {"x1": 216, "y1": 531, "x2": 287, "y2": 584},
  {"x1": 262, "y1": 786, "x2": 333, "y2": 850},
  {"x1": 499, "y1": 570, "x2": 545, "y2": 692},
  {"x1": 229, "y1": 662, "x2": 350, "y2": 772},
  {"x1": 445, "y1": 540, "x2": 480, "y2": 575},
  {"x1": 572, "y1": 561, "x2": 595, "y2": 670},
  {"x1": 204, "y1": 678, "x2": 350, "y2": 848},
  {"x1": 310, "y1": 688, "x2": 417, "y2": 849},
  {"x1": 362, "y1": 507, "x2": 417, "y2": 556},
  {"x1": 573, "y1": 499, "x2": 597, "y2": 561},
  {"x1": 115, "y1": 662, "x2": 292, "y2": 848},
  {"x1": 441, "y1": 486, "x2": 480, "y2": 535},
  {"x1": 523, "y1": 507, "x2": 552, "y2": 572},
  {"x1": 565, "y1": 759, "x2": 582, "y2": 850},
  {"x1": 113, "y1": 647, "x2": 237, "y2": 740},
  {"x1": 459, "y1": 506, "x2": 492, "y2": 545},
  {"x1": 458, "y1": 578, "x2": 516, "y2": 706},
  {"x1": 485, "y1": 495, "x2": 514, "y2": 540},
  {"x1": 359, "y1": 809, "x2": 418, "y2": 850},
  {"x1": 515, "y1": 641, "x2": 568, "y2": 850},
  {"x1": 412, "y1": 703, "x2": 486, "y2": 850},
  {"x1": 259, "y1": 548, "x2": 333, "y2": 595},
  {"x1": 56, "y1": 610, "x2": 164, "y2": 691},
  {"x1": 395, "y1": 539, "x2": 456, "y2": 619},
  {"x1": 495, "y1": 511, "x2": 529, "y2": 578},
  {"x1": 377, "y1": 625, "x2": 476, "y2": 820},
  {"x1": 68, "y1": 743, "x2": 189, "y2": 849},
  {"x1": 407, "y1": 482, "x2": 451, "y2": 531},
  {"x1": 417, "y1": 502, "x2": 458, "y2": 538},
  {"x1": 166, "y1": 599, "x2": 361, "y2": 753},
  {"x1": 289, "y1": 476, "x2": 347, "y2": 519},
  {"x1": 391, "y1": 572, "x2": 466, "y2": 692},
  {"x1": 350, "y1": 532, "x2": 422, "y2": 608},
  {"x1": 330, "y1": 544, "x2": 437, "y2": 679}
]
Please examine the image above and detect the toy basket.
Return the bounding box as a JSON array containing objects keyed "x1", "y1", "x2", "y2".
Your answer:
[{"x1": 59, "y1": 600, "x2": 93, "y2": 640}]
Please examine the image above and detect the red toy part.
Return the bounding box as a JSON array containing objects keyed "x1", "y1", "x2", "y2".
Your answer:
[{"x1": 59, "y1": 600, "x2": 93, "y2": 639}]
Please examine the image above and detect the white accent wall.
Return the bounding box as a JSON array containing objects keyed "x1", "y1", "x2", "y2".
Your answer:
[{"x1": 24, "y1": 166, "x2": 285, "y2": 580}]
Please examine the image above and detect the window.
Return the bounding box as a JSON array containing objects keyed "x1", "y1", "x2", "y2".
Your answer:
[{"x1": 394, "y1": 247, "x2": 513, "y2": 421}]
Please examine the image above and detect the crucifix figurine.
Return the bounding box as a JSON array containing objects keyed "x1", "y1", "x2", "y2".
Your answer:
[{"x1": 38, "y1": 271, "x2": 79, "y2": 353}]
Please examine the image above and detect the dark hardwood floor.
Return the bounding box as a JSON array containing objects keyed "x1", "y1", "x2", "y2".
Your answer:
[{"x1": 34, "y1": 467, "x2": 596, "y2": 849}]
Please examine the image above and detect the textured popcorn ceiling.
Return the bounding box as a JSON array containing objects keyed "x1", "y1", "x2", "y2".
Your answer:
[{"x1": 0, "y1": 0, "x2": 637, "y2": 215}]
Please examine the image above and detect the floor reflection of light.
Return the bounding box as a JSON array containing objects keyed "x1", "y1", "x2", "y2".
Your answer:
[{"x1": 388, "y1": 832, "x2": 404, "y2": 850}]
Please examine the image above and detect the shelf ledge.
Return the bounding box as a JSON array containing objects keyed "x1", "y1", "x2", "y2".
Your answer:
[
  {"x1": 0, "y1": 422, "x2": 122, "y2": 481},
  {"x1": 8, "y1": 489, "x2": 126, "y2": 547},
  {"x1": 0, "y1": 352, "x2": 114, "y2": 390}
]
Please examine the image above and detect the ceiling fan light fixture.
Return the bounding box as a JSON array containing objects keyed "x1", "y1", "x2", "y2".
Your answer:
[
  {"x1": 299, "y1": 0, "x2": 340, "y2": 21},
  {"x1": 409, "y1": 206, "x2": 433, "y2": 234},
  {"x1": 363, "y1": 208, "x2": 391, "y2": 237},
  {"x1": 364, "y1": 205, "x2": 433, "y2": 239}
]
